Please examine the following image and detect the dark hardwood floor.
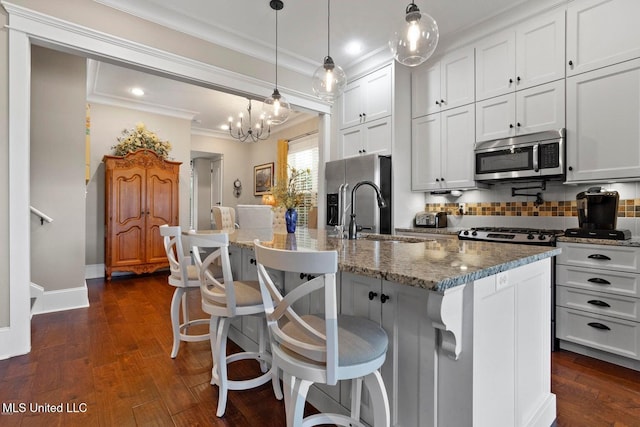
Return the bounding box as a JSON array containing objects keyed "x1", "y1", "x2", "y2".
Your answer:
[{"x1": 1, "y1": 273, "x2": 639, "y2": 426}]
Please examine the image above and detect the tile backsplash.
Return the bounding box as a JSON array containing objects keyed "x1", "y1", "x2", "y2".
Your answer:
[
  {"x1": 421, "y1": 181, "x2": 640, "y2": 235},
  {"x1": 425, "y1": 199, "x2": 640, "y2": 218}
]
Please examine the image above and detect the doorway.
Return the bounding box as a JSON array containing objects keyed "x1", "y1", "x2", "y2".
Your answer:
[{"x1": 191, "y1": 155, "x2": 223, "y2": 230}]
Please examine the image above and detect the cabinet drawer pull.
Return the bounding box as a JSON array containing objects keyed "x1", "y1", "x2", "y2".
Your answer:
[
  {"x1": 587, "y1": 322, "x2": 611, "y2": 331},
  {"x1": 587, "y1": 277, "x2": 611, "y2": 285},
  {"x1": 587, "y1": 299, "x2": 611, "y2": 308},
  {"x1": 588, "y1": 254, "x2": 611, "y2": 261}
]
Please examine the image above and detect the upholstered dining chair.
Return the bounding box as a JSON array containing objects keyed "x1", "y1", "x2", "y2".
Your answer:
[
  {"x1": 189, "y1": 231, "x2": 282, "y2": 417},
  {"x1": 160, "y1": 225, "x2": 210, "y2": 358},
  {"x1": 253, "y1": 239, "x2": 390, "y2": 427},
  {"x1": 211, "y1": 206, "x2": 239, "y2": 230}
]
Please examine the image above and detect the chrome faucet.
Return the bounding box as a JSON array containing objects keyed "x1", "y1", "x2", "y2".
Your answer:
[{"x1": 348, "y1": 181, "x2": 386, "y2": 240}]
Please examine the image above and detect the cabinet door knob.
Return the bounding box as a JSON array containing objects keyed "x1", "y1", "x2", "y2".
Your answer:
[
  {"x1": 568, "y1": 166, "x2": 573, "y2": 171},
  {"x1": 435, "y1": 178, "x2": 440, "y2": 182},
  {"x1": 380, "y1": 294, "x2": 390, "y2": 304},
  {"x1": 509, "y1": 124, "x2": 514, "y2": 129},
  {"x1": 441, "y1": 177, "x2": 445, "y2": 181},
  {"x1": 368, "y1": 291, "x2": 378, "y2": 301},
  {"x1": 509, "y1": 78, "x2": 513, "y2": 84},
  {"x1": 517, "y1": 122, "x2": 521, "y2": 127},
  {"x1": 517, "y1": 76, "x2": 521, "y2": 83},
  {"x1": 250, "y1": 258, "x2": 256, "y2": 265},
  {"x1": 568, "y1": 60, "x2": 574, "y2": 67},
  {"x1": 435, "y1": 100, "x2": 440, "y2": 105},
  {"x1": 440, "y1": 99, "x2": 445, "y2": 104}
]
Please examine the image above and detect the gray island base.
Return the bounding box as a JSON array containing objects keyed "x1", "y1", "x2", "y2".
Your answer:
[{"x1": 187, "y1": 228, "x2": 560, "y2": 427}]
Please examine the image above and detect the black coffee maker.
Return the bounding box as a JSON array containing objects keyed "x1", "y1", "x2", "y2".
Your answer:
[{"x1": 565, "y1": 187, "x2": 631, "y2": 239}]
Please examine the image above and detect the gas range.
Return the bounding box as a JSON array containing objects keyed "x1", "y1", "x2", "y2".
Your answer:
[{"x1": 458, "y1": 227, "x2": 564, "y2": 246}]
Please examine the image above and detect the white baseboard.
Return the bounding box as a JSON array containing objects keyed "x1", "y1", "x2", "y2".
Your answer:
[
  {"x1": 31, "y1": 282, "x2": 90, "y2": 315},
  {"x1": 85, "y1": 263, "x2": 105, "y2": 279}
]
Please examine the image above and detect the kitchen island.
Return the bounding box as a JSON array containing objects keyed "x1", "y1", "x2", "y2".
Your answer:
[{"x1": 191, "y1": 228, "x2": 560, "y2": 427}]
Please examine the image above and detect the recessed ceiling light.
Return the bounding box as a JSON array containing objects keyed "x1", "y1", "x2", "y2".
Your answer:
[
  {"x1": 130, "y1": 87, "x2": 145, "y2": 96},
  {"x1": 345, "y1": 41, "x2": 362, "y2": 55}
]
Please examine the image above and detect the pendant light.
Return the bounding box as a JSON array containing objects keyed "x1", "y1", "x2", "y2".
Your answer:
[
  {"x1": 389, "y1": 2, "x2": 439, "y2": 67},
  {"x1": 311, "y1": 0, "x2": 347, "y2": 103},
  {"x1": 263, "y1": 0, "x2": 290, "y2": 125}
]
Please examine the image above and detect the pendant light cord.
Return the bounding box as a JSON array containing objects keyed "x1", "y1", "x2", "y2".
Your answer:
[
  {"x1": 327, "y1": 0, "x2": 330, "y2": 57},
  {"x1": 275, "y1": 7, "x2": 279, "y2": 89}
]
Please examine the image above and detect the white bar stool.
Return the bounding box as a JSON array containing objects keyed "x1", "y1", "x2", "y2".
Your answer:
[
  {"x1": 160, "y1": 225, "x2": 210, "y2": 358},
  {"x1": 190, "y1": 232, "x2": 282, "y2": 417},
  {"x1": 253, "y1": 239, "x2": 390, "y2": 427}
]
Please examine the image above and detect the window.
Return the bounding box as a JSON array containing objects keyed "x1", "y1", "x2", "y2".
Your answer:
[{"x1": 287, "y1": 134, "x2": 318, "y2": 226}]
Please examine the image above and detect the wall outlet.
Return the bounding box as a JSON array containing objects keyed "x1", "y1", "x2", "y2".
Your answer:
[{"x1": 458, "y1": 203, "x2": 466, "y2": 214}]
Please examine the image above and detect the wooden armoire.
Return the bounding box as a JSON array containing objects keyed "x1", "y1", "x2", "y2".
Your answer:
[{"x1": 103, "y1": 149, "x2": 181, "y2": 280}]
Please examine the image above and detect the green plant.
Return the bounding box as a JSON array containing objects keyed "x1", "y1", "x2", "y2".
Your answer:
[
  {"x1": 112, "y1": 122, "x2": 172, "y2": 158},
  {"x1": 271, "y1": 166, "x2": 311, "y2": 209}
]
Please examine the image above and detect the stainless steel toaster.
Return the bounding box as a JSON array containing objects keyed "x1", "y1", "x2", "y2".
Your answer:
[{"x1": 415, "y1": 211, "x2": 447, "y2": 228}]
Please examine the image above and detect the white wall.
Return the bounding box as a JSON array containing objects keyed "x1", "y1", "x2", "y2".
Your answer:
[{"x1": 30, "y1": 46, "x2": 87, "y2": 293}]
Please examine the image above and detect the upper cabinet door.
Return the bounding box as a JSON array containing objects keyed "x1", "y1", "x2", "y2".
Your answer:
[
  {"x1": 475, "y1": 30, "x2": 516, "y2": 101},
  {"x1": 411, "y1": 60, "x2": 441, "y2": 118},
  {"x1": 516, "y1": 8, "x2": 566, "y2": 90},
  {"x1": 440, "y1": 46, "x2": 476, "y2": 111},
  {"x1": 363, "y1": 65, "x2": 393, "y2": 122},
  {"x1": 476, "y1": 93, "x2": 516, "y2": 142},
  {"x1": 567, "y1": 0, "x2": 640, "y2": 76},
  {"x1": 341, "y1": 80, "x2": 365, "y2": 129}
]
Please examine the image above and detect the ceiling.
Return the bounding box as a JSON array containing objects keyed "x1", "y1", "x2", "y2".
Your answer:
[{"x1": 88, "y1": 0, "x2": 530, "y2": 136}]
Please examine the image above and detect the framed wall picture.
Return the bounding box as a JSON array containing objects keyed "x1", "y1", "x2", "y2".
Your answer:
[{"x1": 254, "y1": 162, "x2": 274, "y2": 196}]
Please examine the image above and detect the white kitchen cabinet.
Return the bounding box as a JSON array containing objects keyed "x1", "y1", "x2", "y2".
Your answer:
[
  {"x1": 566, "y1": 58, "x2": 640, "y2": 182},
  {"x1": 475, "y1": 8, "x2": 565, "y2": 101},
  {"x1": 340, "y1": 65, "x2": 392, "y2": 129},
  {"x1": 339, "y1": 116, "x2": 392, "y2": 159},
  {"x1": 475, "y1": 79, "x2": 565, "y2": 142},
  {"x1": 567, "y1": 0, "x2": 640, "y2": 77},
  {"x1": 412, "y1": 46, "x2": 475, "y2": 117},
  {"x1": 340, "y1": 272, "x2": 436, "y2": 427},
  {"x1": 412, "y1": 104, "x2": 477, "y2": 191},
  {"x1": 556, "y1": 242, "x2": 640, "y2": 368}
]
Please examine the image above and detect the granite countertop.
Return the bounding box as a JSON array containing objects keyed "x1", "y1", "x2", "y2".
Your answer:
[
  {"x1": 557, "y1": 236, "x2": 640, "y2": 247},
  {"x1": 190, "y1": 228, "x2": 559, "y2": 293}
]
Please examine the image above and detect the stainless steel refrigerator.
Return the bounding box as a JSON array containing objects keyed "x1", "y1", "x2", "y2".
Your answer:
[{"x1": 325, "y1": 154, "x2": 392, "y2": 234}]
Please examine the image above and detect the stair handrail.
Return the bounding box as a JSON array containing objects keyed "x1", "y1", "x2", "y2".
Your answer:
[{"x1": 30, "y1": 205, "x2": 53, "y2": 225}]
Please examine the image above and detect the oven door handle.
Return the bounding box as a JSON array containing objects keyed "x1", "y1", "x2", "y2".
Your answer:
[{"x1": 532, "y1": 144, "x2": 539, "y2": 172}]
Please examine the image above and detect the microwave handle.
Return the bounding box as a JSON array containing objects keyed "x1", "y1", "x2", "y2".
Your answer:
[{"x1": 532, "y1": 144, "x2": 539, "y2": 172}]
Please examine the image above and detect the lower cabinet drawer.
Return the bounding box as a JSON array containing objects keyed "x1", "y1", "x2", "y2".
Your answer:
[
  {"x1": 557, "y1": 307, "x2": 640, "y2": 360},
  {"x1": 556, "y1": 265, "x2": 640, "y2": 298},
  {"x1": 557, "y1": 285, "x2": 640, "y2": 322},
  {"x1": 557, "y1": 243, "x2": 640, "y2": 273}
]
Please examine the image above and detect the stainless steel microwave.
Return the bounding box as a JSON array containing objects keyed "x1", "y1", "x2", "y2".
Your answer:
[{"x1": 474, "y1": 129, "x2": 565, "y2": 182}]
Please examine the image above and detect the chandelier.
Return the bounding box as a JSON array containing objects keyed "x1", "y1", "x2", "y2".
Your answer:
[
  {"x1": 226, "y1": 99, "x2": 271, "y2": 143},
  {"x1": 389, "y1": 2, "x2": 439, "y2": 67}
]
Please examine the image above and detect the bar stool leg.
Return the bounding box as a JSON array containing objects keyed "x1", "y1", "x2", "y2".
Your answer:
[
  {"x1": 170, "y1": 287, "x2": 186, "y2": 358},
  {"x1": 364, "y1": 371, "x2": 390, "y2": 427}
]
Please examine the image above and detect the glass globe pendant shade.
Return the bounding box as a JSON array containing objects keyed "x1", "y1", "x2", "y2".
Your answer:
[
  {"x1": 389, "y1": 2, "x2": 439, "y2": 67},
  {"x1": 312, "y1": 56, "x2": 347, "y2": 103},
  {"x1": 263, "y1": 88, "x2": 291, "y2": 125}
]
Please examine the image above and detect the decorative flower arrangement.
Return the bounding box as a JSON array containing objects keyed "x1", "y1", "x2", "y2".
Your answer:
[
  {"x1": 112, "y1": 122, "x2": 172, "y2": 159},
  {"x1": 271, "y1": 165, "x2": 311, "y2": 209}
]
